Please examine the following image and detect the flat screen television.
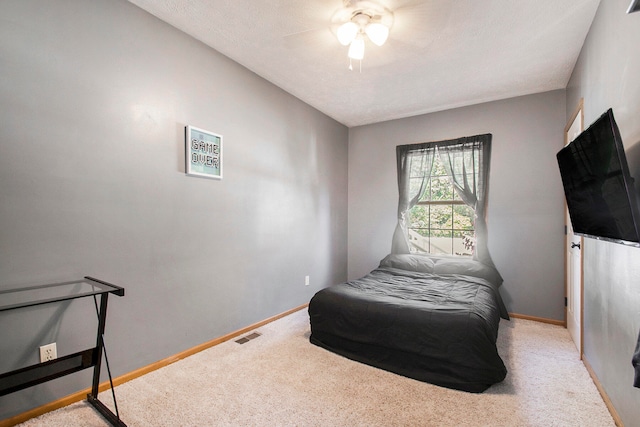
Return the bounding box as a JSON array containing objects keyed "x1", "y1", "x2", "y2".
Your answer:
[{"x1": 556, "y1": 108, "x2": 640, "y2": 246}]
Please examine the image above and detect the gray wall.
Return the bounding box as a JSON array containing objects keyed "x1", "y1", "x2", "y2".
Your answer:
[
  {"x1": 6, "y1": 0, "x2": 638, "y2": 423},
  {"x1": 348, "y1": 90, "x2": 567, "y2": 321},
  {"x1": 566, "y1": 0, "x2": 640, "y2": 424},
  {"x1": 0, "y1": 0, "x2": 348, "y2": 418}
]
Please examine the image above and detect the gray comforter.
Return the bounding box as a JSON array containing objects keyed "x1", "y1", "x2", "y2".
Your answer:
[{"x1": 309, "y1": 256, "x2": 508, "y2": 392}]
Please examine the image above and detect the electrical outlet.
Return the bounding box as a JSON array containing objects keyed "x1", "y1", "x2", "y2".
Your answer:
[
  {"x1": 305, "y1": 275, "x2": 310, "y2": 286},
  {"x1": 39, "y1": 343, "x2": 57, "y2": 363}
]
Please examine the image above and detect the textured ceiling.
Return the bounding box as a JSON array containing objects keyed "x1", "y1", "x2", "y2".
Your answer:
[{"x1": 127, "y1": 0, "x2": 601, "y2": 127}]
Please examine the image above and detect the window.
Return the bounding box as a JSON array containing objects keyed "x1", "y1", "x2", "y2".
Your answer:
[
  {"x1": 392, "y1": 134, "x2": 495, "y2": 266},
  {"x1": 407, "y1": 153, "x2": 476, "y2": 256}
]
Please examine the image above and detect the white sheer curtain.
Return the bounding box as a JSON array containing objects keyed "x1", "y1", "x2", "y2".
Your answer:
[
  {"x1": 437, "y1": 135, "x2": 496, "y2": 268},
  {"x1": 390, "y1": 144, "x2": 436, "y2": 253},
  {"x1": 392, "y1": 134, "x2": 499, "y2": 271}
]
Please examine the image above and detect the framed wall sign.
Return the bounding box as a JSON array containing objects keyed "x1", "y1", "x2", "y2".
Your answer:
[{"x1": 185, "y1": 125, "x2": 223, "y2": 180}]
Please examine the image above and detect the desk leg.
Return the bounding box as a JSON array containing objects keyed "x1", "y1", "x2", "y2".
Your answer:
[
  {"x1": 91, "y1": 293, "x2": 108, "y2": 398},
  {"x1": 87, "y1": 394, "x2": 126, "y2": 427},
  {"x1": 87, "y1": 293, "x2": 127, "y2": 426}
]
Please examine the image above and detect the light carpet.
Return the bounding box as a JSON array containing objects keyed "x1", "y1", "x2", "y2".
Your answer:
[{"x1": 15, "y1": 309, "x2": 614, "y2": 426}]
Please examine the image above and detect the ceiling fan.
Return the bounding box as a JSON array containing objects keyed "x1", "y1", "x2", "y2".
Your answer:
[
  {"x1": 283, "y1": 0, "x2": 434, "y2": 71},
  {"x1": 330, "y1": 0, "x2": 395, "y2": 67}
]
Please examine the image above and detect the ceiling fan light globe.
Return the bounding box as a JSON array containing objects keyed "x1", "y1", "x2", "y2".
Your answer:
[
  {"x1": 337, "y1": 22, "x2": 358, "y2": 46},
  {"x1": 348, "y1": 37, "x2": 365, "y2": 60},
  {"x1": 365, "y1": 22, "x2": 389, "y2": 46}
]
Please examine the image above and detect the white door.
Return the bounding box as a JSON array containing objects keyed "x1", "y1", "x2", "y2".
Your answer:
[
  {"x1": 566, "y1": 216, "x2": 583, "y2": 354},
  {"x1": 565, "y1": 101, "x2": 583, "y2": 356}
]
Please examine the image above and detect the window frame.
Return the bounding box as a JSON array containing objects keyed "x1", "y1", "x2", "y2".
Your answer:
[{"x1": 393, "y1": 134, "x2": 495, "y2": 269}]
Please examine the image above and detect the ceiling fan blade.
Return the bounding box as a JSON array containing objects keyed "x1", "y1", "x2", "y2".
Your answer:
[
  {"x1": 283, "y1": 26, "x2": 334, "y2": 50},
  {"x1": 390, "y1": 1, "x2": 453, "y2": 47},
  {"x1": 280, "y1": 0, "x2": 340, "y2": 49},
  {"x1": 388, "y1": 0, "x2": 431, "y2": 11}
]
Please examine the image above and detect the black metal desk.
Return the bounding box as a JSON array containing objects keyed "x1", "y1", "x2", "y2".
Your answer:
[{"x1": 0, "y1": 277, "x2": 126, "y2": 426}]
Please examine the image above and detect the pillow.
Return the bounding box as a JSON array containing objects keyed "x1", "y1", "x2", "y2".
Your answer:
[
  {"x1": 432, "y1": 257, "x2": 503, "y2": 286},
  {"x1": 379, "y1": 254, "x2": 435, "y2": 273}
]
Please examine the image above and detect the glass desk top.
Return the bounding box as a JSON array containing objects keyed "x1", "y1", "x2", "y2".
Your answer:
[{"x1": 0, "y1": 277, "x2": 124, "y2": 312}]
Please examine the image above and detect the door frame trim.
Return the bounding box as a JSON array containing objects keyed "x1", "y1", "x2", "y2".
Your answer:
[{"x1": 564, "y1": 98, "x2": 584, "y2": 358}]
